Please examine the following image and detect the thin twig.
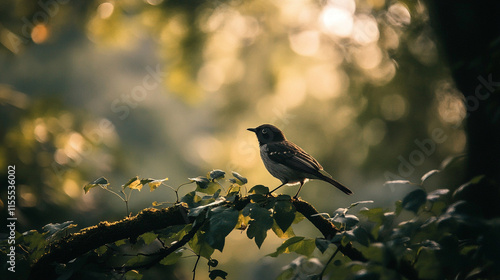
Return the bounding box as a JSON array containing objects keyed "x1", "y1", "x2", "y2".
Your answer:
[
  {"x1": 176, "y1": 181, "x2": 195, "y2": 202},
  {"x1": 192, "y1": 255, "x2": 201, "y2": 280},
  {"x1": 319, "y1": 246, "x2": 340, "y2": 279},
  {"x1": 101, "y1": 186, "x2": 125, "y2": 202}
]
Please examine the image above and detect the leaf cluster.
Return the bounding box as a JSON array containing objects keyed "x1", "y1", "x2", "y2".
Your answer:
[
  {"x1": 277, "y1": 168, "x2": 500, "y2": 280},
  {"x1": 4, "y1": 167, "x2": 500, "y2": 280}
]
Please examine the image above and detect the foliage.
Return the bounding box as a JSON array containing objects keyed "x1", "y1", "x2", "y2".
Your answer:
[{"x1": 3, "y1": 165, "x2": 499, "y2": 280}]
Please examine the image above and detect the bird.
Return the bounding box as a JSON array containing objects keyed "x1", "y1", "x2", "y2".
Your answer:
[{"x1": 248, "y1": 124, "x2": 352, "y2": 198}]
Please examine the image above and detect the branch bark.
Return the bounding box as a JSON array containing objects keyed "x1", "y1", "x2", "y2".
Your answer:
[
  {"x1": 291, "y1": 198, "x2": 366, "y2": 261},
  {"x1": 292, "y1": 198, "x2": 418, "y2": 280},
  {"x1": 29, "y1": 204, "x2": 191, "y2": 279},
  {"x1": 28, "y1": 196, "x2": 417, "y2": 280}
]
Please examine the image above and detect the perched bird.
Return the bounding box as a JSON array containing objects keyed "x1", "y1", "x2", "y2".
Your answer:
[{"x1": 248, "y1": 124, "x2": 352, "y2": 198}]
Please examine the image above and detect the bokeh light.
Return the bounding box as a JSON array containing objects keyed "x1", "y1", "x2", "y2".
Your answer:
[{"x1": 0, "y1": 0, "x2": 468, "y2": 278}]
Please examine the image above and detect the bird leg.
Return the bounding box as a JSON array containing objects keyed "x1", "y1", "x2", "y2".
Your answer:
[
  {"x1": 293, "y1": 181, "x2": 305, "y2": 199},
  {"x1": 269, "y1": 182, "x2": 287, "y2": 194}
]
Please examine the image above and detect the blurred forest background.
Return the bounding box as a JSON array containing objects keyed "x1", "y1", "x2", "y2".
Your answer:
[{"x1": 0, "y1": 0, "x2": 470, "y2": 278}]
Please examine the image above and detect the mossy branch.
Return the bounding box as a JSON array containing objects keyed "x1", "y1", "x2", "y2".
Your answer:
[
  {"x1": 292, "y1": 198, "x2": 366, "y2": 262},
  {"x1": 28, "y1": 196, "x2": 416, "y2": 280},
  {"x1": 29, "y1": 204, "x2": 191, "y2": 279},
  {"x1": 292, "y1": 198, "x2": 418, "y2": 280}
]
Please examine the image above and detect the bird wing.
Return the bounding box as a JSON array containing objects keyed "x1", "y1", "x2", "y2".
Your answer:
[
  {"x1": 266, "y1": 141, "x2": 323, "y2": 174},
  {"x1": 266, "y1": 141, "x2": 353, "y2": 195}
]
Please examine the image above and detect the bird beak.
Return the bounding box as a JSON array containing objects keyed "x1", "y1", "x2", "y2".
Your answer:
[{"x1": 247, "y1": 128, "x2": 256, "y2": 133}]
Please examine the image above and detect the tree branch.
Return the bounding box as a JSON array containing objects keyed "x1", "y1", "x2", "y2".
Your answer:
[
  {"x1": 292, "y1": 198, "x2": 418, "y2": 280},
  {"x1": 28, "y1": 196, "x2": 418, "y2": 280},
  {"x1": 292, "y1": 198, "x2": 366, "y2": 261},
  {"x1": 29, "y1": 204, "x2": 191, "y2": 279}
]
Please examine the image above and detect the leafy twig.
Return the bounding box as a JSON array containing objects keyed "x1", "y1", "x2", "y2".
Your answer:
[
  {"x1": 319, "y1": 246, "x2": 340, "y2": 279},
  {"x1": 192, "y1": 255, "x2": 201, "y2": 280}
]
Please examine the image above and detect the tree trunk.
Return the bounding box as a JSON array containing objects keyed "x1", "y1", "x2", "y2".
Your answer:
[{"x1": 425, "y1": 1, "x2": 500, "y2": 217}]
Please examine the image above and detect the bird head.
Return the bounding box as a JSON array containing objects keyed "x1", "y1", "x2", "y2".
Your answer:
[{"x1": 247, "y1": 124, "x2": 286, "y2": 145}]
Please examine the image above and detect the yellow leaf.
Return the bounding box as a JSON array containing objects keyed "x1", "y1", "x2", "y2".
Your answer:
[
  {"x1": 148, "y1": 178, "x2": 168, "y2": 192},
  {"x1": 128, "y1": 179, "x2": 142, "y2": 191}
]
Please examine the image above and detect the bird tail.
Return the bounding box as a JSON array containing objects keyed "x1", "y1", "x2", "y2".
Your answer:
[{"x1": 318, "y1": 170, "x2": 353, "y2": 195}]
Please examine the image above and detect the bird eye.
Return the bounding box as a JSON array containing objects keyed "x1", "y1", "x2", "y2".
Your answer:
[{"x1": 262, "y1": 128, "x2": 268, "y2": 134}]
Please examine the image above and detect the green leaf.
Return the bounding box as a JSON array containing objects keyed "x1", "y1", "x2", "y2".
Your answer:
[
  {"x1": 139, "y1": 178, "x2": 154, "y2": 185},
  {"x1": 272, "y1": 220, "x2": 295, "y2": 239},
  {"x1": 395, "y1": 200, "x2": 403, "y2": 216},
  {"x1": 288, "y1": 238, "x2": 315, "y2": 256},
  {"x1": 140, "y1": 178, "x2": 168, "y2": 192},
  {"x1": 83, "y1": 177, "x2": 109, "y2": 194},
  {"x1": 268, "y1": 236, "x2": 305, "y2": 257},
  {"x1": 353, "y1": 270, "x2": 379, "y2": 280},
  {"x1": 95, "y1": 245, "x2": 108, "y2": 256},
  {"x1": 248, "y1": 193, "x2": 267, "y2": 203},
  {"x1": 402, "y1": 189, "x2": 427, "y2": 213},
  {"x1": 126, "y1": 255, "x2": 147, "y2": 266},
  {"x1": 189, "y1": 197, "x2": 226, "y2": 218},
  {"x1": 359, "y1": 208, "x2": 386, "y2": 223},
  {"x1": 383, "y1": 180, "x2": 412, "y2": 186},
  {"x1": 247, "y1": 221, "x2": 268, "y2": 249},
  {"x1": 209, "y1": 169, "x2": 226, "y2": 180},
  {"x1": 227, "y1": 184, "x2": 241, "y2": 196},
  {"x1": 268, "y1": 236, "x2": 315, "y2": 257},
  {"x1": 181, "y1": 191, "x2": 202, "y2": 208},
  {"x1": 209, "y1": 269, "x2": 228, "y2": 280},
  {"x1": 417, "y1": 240, "x2": 441, "y2": 250},
  {"x1": 277, "y1": 267, "x2": 295, "y2": 280},
  {"x1": 332, "y1": 214, "x2": 359, "y2": 229},
  {"x1": 421, "y1": 169, "x2": 440, "y2": 183},
  {"x1": 439, "y1": 154, "x2": 466, "y2": 170},
  {"x1": 353, "y1": 226, "x2": 371, "y2": 247},
  {"x1": 292, "y1": 212, "x2": 305, "y2": 224},
  {"x1": 196, "y1": 181, "x2": 221, "y2": 194},
  {"x1": 160, "y1": 250, "x2": 183, "y2": 265},
  {"x1": 42, "y1": 221, "x2": 76, "y2": 238},
  {"x1": 315, "y1": 238, "x2": 331, "y2": 253},
  {"x1": 124, "y1": 270, "x2": 143, "y2": 280},
  {"x1": 21, "y1": 230, "x2": 48, "y2": 261},
  {"x1": 427, "y1": 189, "x2": 450, "y2": 202},
  {"x1": 341, "y1": 230, "x2": 356, "y2": 245},
  {"x1": 349, "y1": 200, "x2": 374, "y2": 209},
  {"x1": 189, "y1": 231, "x2": 215, "y2": 259},
  {"x1": 246, "y1": 205, "x2": 274, "y2": 248},
  {"x1": 138, "y1": 232, "x2": 158, "y2": 245},
  {"x1": 115, "y1": 239, "x2": 127, "y2": 246},
  {"x1": 205, "y1": 206, "x2": 239, "y2": 251},
  {"x1": 274, "y1": 199, "x2": 296, "y2": 232},
  {"x1": 363, "y1": 243, "x2": 386, "y2": 263},
  {"x1": 469, "y1": 174, "x2": 485, "y2": 184},
  {"x1": 358, "y1": 207, "x2": 387, "y2": 239},
  {"x1": 189, "y1": 176, "x2": 210, "y2": 189},
  {"x1": 123, "y1": 176, "x2": 142, "y2": 191},
  {"x1": 231, "y1": 171, "x2": 248, "y2": 185},
  {"x1": 248, "y1": 185, "x2": 269, "y2": 194},
  {"x1": 414, "y1": 247, "x2": 443, "y2": 279}
]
